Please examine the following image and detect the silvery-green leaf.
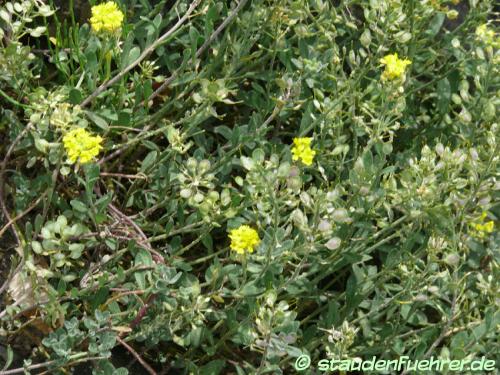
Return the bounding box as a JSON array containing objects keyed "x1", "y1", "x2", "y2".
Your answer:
[
  {"x1": 32, "y1": 241, "x2": 43, "y2": 254},
  {"x1": 180, "y1": 188, "x2": 192, "y2": 198},
  {"x1": 29, "y1": 26, "x2": 46, "y2": 37},
  {"x1": 325, "y1": 237, "x2": 341, "y2": 250},
  {"x1": 240, "y1": 156, "x2": 254, "y2": 171}
]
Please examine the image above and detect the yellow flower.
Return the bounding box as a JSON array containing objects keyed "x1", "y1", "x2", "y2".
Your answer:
[
  {"x1": 470, "y1": 212, "x2": 495, "y2": 239},
  {"x1": 474, "y1": 221, "x2": 494, "y2": 234},
  {"x1": 291, "y1": 137, "x2": 316, "y2": 166},
  {"x1": 63, "y1": 128, "x2": 103, "y2": 164},
  {"x1": 380, "y1": 53, "x2": 412, "y2": 81},
  {"x1": 475, "y1": 24, "x2": 499, "y2": 48},
  {"x1": 90, "y1": 1, "x2": 124, "y2": 33},
  {"x1": 229, "y1": 225, "x2": 260, "y2": 254}
]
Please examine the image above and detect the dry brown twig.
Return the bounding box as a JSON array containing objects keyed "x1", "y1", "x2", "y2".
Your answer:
[
  {"x1": 0, "y1": 191, "x2": 48, "y2": 239},
  {"x1": 117, "y1": 336, "x2": 157, "y2": 375}
]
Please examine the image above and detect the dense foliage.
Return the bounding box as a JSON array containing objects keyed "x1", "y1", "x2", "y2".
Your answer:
[{"x1": 0, "y1": 0, "x2": 498, "y2": 374}]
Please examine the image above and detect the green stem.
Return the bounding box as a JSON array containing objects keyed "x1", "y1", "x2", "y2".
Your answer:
[{"x1": 0, "y1": 88, "x2": 31, "y2": 109}]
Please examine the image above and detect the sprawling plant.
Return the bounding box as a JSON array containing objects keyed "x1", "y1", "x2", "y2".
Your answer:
[{"x1": 0, "y1": 0, "x2": 498, "y2": 374}]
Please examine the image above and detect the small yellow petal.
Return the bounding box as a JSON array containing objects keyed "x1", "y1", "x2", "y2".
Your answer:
[
  {"x1": 291, "y1": 137, "x2": 316, "y2": 166},
  {"x1": 380, "y1": 53, "x2": 411, "y2": 81},
  {"x1": 90, "y1": 1, "x2": 124, "y2": 34},
  {"x1": 483, "y1": 221, "x2": 494, "y2": 233},
  {"x1": 63, "y1": 128, "x2": 103, "y2": 164},
  {"x1": 229, "y1": 225, "x2": 260, "y2": 254}
]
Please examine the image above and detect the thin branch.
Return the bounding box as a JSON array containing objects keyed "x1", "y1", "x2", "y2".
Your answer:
[
  {"x1": 117, "y1": 337, "x2": 157, "y2": 375},
  {"x1": 116, "y1": 0, "x2": 250, "y2": 164},
  {"x1": 98, "y1": 146, "x2": 126, "y2": 165},
  {"x1": 0, "y1": 262, "x2": 22, "y2": 296},
  {"x1": 0, "y1": 191, "x2": 47, "y2": 239},
  {"x1": 423, "y1": 292, "x2": 459, "y2": 357},
  {"x1": 195, "y1": 0, "x2": 249, "y2": 60},
  {"x1": 0, "y1": 188, "x2": 44, "y2": 312},
  {"x1": 0, "y1": 88, "x2": 32, "y2": 109},
  {"x1": 5, "y1": 265, "x2": 155, "y2": 320},
  {"x1": 93, "y1": 183, "x2": 164, "y2": 263},
  {"x1": 129, "y1": 294, "x2": 157, "y2": 330},
  {"x1": 400, "y1": 291, "x2": 458, "y2": 375},
  {"x1": 0, "y1": 355, "x2": 105, "y2": 375},
  {"x1": 146, "y1": 0, "x2": 250, "y2": 103},
  {"x1": 107, "y1": 202, "x2": 164, "y2": 262},
  {"x1": 80, "y1": 0, "x2": 203, "y2": 107},
  {"x1": 0, "y1": 122, "x2": 33, "y2": 246},
  {"x1": 100, "y1": 172, "x2": 148, "y2": 179}
]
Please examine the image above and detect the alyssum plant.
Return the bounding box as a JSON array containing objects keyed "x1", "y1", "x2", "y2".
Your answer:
[{"x1": 0, "y1": 0, "x2": 498, "y2": 374}]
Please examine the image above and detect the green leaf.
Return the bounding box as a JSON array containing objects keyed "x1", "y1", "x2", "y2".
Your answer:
[
  {"x1": 57, "y1": 279, "x2": 67, "y2": 295},
  {"x1": 153, "y1": 13, "x2": 162, "y2": 29},
  {"x1": 34, "y1": 214, "x2": 44, "y2": 233},
  {"x1": 252, "y1": 148, "x2": 265, "y2": 163},
  {"x1": 201, "y1": 233, "x2": 213, "y2": 251},
  {"x1": 188, "y1": 326, "x2": 203, "y2": 347},
  {"x1": 90, "y1": 287, "x2": 109, "y2": 310},
  {"x1": 362, "y1": 150, "x2": 373, "y2": 171},
  {"x1": 240, "y1": 156, "x2": 254, "y2": 171},
  {"x1": 140, "y1": 150, "x2": 158, "y2": 172},
  {"x1": 427, "y1": 13, "x2": 445, "y2": 37},
  {"x1": 98, "y1": 109, "x2": 119, "y2": 122},
  {"x1": 204, "y1": 4, "x2": 218, "y2": 39},
  {"x1": 69, "y1": 243, "x2": 85, "y2": 259},
  {"x1": 215, "y1": 125, "x2": 232, "y2": 140},
  {"x1": 84, "y1": 163, "x2": 100, "y2": 193},
  {"x1": 120, "y1": 34, "x2": 135, "y2": 69},
  {"x1": 99, "y1": 331, "x2": 117, "y2": 350},
  {"x1": 32, "y1": 241, "x2": 43, "y2": 254},
  {"x1": 86, "y1": 111, "x2": 109, "y2": 131},
  {"x1": 135, "y1": 249, "x2": 153, "y2": 267},
  {"x1": 70, "y1": 199, "x2": 88, "y2": 213},
  {"x1": 1, "y1": 346, "x2": 13, "y2": 371},
  {"x1": 199, "y1": 360, "x2": 225, "y2": 375},
  {"x1": 436, "y1": 78, "x2": 451, "y2": 114},
  {"x1": 239, "y1": 281, "x2": 265, "y2": 296},
  {"x1": 124, "y1": 46, "x2": 141, "y2": 68},
  {"x1": 118, "y1": 111, "x2": 131, "y2": 126},
  {"x1": 346, "y1": 274, "x2": 363, "y2": 313},
  {"x1": 69, "y1": 88, "x2": 82, "y2": 104},
  {"x1": 189, "y1": 26, "x2": 199, "y2": 61},
  {"x1": 299, "y1": 101, "x2": 314, "y2": 133}
]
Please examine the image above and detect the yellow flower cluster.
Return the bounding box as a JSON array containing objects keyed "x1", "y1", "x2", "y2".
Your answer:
[
  {"x1": 475, "y1": 24, "x2": 499, "y2": 48},
  {"x1": 90, "y1": 1, "x2": 124, "y2": 33},
  {"x1": 380, "y1": 53, "x2": 412, "y2": 81},
  {"x1": 471, "y1": 212, "x2": 495, "y2": 238},
  {"x1": 291, "y1": 137, "x2": 316, "y2": 166},
  {"x1": 229, "y1": 225, "x2": 260, "y2": 254},
  {"x1": 228, "y1": 137, "x2": 318, "y2": 254},
  {"x1": 63, "y1": 128, "x2": 103, "y2": 164}
]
